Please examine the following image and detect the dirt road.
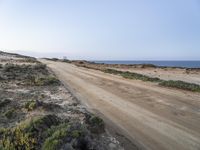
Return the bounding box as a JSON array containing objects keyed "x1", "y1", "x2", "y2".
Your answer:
[{"x1": 41, "y1": 60, "x2": 200, "y2": 150}]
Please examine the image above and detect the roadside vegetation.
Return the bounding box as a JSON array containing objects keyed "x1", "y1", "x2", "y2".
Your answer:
[
  {"x1": 159, "y1": 80, "x2": 200, "y2": 92},
  {"x1": 0, "y1": 63, "x2": 60, "y2": 86},
  {"x1": 106, "y1": 69, "x2": 200, "y2": 92},
  {"x1": 0, "y1": 51, "x2": 122, "y2": 150},
  {"x1": 105, "y1": 69, "x2": 200, "y2": 92},
  {"x1": 104, "y1": 69, "x2": 161, "y2": 82},
  {"x1": 0, "y1": 114, "x2": 106, "y2": 150},
  {"x1": 74, "y1": 63, "x2": 200, "y2": 93}
]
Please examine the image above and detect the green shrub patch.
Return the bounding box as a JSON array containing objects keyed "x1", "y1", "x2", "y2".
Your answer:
[
  {"x1": 4, "y1": 109, "x2": 15, "y2": 119},
  {"x1": 159, "y1": 80, "x2": 200, "y2": 92},
  {"x1": 0, "y1": 115, "x2": 60, "y2": 150},
  {"x1": 104, "y1": 69, "x2": 162, "y2": 82}
]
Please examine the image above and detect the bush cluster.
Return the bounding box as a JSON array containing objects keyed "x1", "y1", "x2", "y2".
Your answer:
[
  {"x1": 0, "y1": 99, "x2": 11, "y2": 109},
  {"x1": 86, "y1": 116, "x2": 105, "y2": 134},
  {"x1": 0, "y1": 115, "x2": 60, "y2": 150},
  {"x1": 104, "y1": 69, "x2": 161, "y2": 82},
  {"x1": 26, "y1": 76, "x2": 60, "y2": 86},
  {"x1": 0, "y1": 114, "x2": 106, "y2": 150},
  {"x1": 42, "y1": 123, "x2": 86, "y2": 150},
  {"x1": 24, "y1": 100, "x2": 38, "y2": 111},
  {"x1": 4, "y1": 108, "x2": 15, "y2": 119},
  {"x1": 159, "y1": 80, "x2": 200, "y2": 92},
  {"x1": 2, "y1": 63, "x2": 48, "y2": 80},
  {"x1": 104, "y1": 69, "x2": 200, "y2": 92}
]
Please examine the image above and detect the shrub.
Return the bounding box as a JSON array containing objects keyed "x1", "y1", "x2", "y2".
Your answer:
[
  {"x1": 24, "y1": 100, "x2": 38, "y2": 111},
  {"x1": 42, "y1": 123, "x2": 70, "y2": 150},
  {"x1": 159, "y1": 80, "x2": 200, "y2": 92},
  {"x1": 86, "y1": 115, "x2": 105, "y2": 134},
  {"x1": 104, "y1": 69, "x2": 122, "y2": 75},
  {"x1": 34, "y1": 76, "x2": 60, "y2": 86},
  {"x1": 78, "y1": 61, "x2": 84, "y2": 64},
  {"x1": 0, "y1": 99, "x2": 11, "y2": 108},
  {"x1": 141, "y1": 64, "x2": 156, "y2": 68},
  {"x1": 1, "y1": 127, "x2": 36, "y2": 150},
  {"x1": 121, "y1": 71, "x2": 161, "y2": 82},
  {"x1": 24, "y1": 58, "x2": 38, "y2": 63},
  {"x1": 2, "y1": 63, "x2": 49, "y2": 80},
  {"x1": 22, "y1": 115, "x2": 60, "y2": 134},
  {"x1": 0, "y1": 115, "x2": 61, "y2": 150},
  {"x1": 42, "y1": 123, "x2": 85, "y2": 150},
  {"x1": 4, "y1": 109, "x2": 15, "y2": 119},
  {"x1": 3, "y1": 63, "x2": 16, "y2": 72},
  {"x1": 31, "y1": 63, "x2": 46, "y2": 70},
  {"x1": 25, "y1": 76, "x2": 60, "y2": 86},
  {"x1": 51, "y1": 58, "x2": 59, "y2": 61},
  {"x1": 104, "y1": 69, "x2": 162, "y2": 82},
  {"x1": 62, "y1": 59, "x2": 70, "y2": 63}
]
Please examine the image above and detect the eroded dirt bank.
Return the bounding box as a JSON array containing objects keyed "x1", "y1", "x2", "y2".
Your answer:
[{"x1": 41, "y1": 59, "x2": 200, "y2": 150}]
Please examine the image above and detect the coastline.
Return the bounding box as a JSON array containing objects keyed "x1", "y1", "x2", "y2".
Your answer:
[{"x1": 92, "y1": 60, "x2": 200, "y2": 69}]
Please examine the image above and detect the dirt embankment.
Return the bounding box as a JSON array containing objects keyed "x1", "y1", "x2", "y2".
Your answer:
[
  {"x1": 41, "y1": 59, "x2": 200, "y2": 150},
  {"x1": 0, "y1": 52, "x2": 123, "y2": 150}
]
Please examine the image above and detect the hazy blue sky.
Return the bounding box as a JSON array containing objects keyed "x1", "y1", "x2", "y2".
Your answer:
[{"x1": 0, "y1": 0, "x2": 200, "y2": 60}]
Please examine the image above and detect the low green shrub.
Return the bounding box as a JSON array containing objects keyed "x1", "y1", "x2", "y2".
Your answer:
[
  {"x1": 0, "y1": 115, "x2": 61, "y2": 150},
  {"x1": 104, "y1": 69, "x2": 162, "y2": 82},
  {"x1": 24, "y1": 100, "x2": 38, "y2": 111},
  {"x1": 25, "y1": 76, "x2": 60, "y2": 86},
  {"x1": 159, "y1": 80, "x2": 200, "y2": 92},
  {"x1": 141, "y1": 64, "x2": 156, "y2": 68},
  {"x1": 2, "y1": 63, "x2": 48, "y2": 80},
  {"x1": 24, "y1": 58, "x2": 38, "y2": 63},
  {"x1": 0, "y1": 99, "x2": 11, "y2": 108},
  {"x1": 104, "y1": 69, "x2": 122, "y2": 75},
  {"x1": 22, "y1": 115, "x2": 60, "y2": 134},
  {"x1": 86, "y1": 115, "x2": 105, "y2": 134},
  {"x1": 34, "y1": 76, "x2": 60, "y2": 86},
  {"x1": 3, "y1": 63, "x2": 16, "y2": 72},
  {"x1": 42, "y1": 123, "x2": 70, "y2": 150},
  {"x1": 32, "y1": 63, "x2": 46, "y2": 69},
  {"x1": 43, "y1": 123, "x2": 85, "y2": 150},
  {"x1": 4, "y1": 109, "x2": 15, "y2": 119},
  {"x1": 1, "y1": 127, "x2": 36, "y2": 150}
]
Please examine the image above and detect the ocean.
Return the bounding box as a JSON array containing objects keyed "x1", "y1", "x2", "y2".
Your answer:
[{"x1": 93, "y1": 61, "x2": 200, "y2": 68}]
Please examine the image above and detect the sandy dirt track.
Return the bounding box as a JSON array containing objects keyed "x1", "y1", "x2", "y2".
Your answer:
[{"x1": 41, "y1": 60, "x2": 200, "y2": 150}]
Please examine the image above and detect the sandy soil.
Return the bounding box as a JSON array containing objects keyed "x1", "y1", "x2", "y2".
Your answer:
[
  {"x1": 113, "y1": 67, "x2": 200, "y2": 85},
  {"x1": 0, "y1": 52, "x2": 123, "y2": 150},
  {"x1": 41, "y1": 60, "x2": 200, "y2": 150}
]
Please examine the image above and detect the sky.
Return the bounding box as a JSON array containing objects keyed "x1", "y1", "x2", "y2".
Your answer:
[{"x1": 0, "y1": 0, "x2": 200, "y2": 60}]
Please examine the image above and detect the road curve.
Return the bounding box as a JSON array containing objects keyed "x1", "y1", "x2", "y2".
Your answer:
[{"x1": 41, "y1": 60, "x2": 200, "y2": 150}]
